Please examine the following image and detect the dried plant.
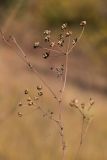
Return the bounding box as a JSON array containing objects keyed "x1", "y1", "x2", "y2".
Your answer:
[{"x1": 0, "y1": 20, "x2": 94, "y2": 160}]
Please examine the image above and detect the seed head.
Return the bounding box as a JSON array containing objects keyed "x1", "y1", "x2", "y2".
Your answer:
[
  {"x1": 18, "y1": 112, "x2": 23, "y2": 117},
  {"x1": 80, "y1": 21, "x2": 87, "y2": 27},
  {"x1": 89, "y1": 98, "x2": 95, "y2": 106},
  {"x1": 58, "y1": 39, "x2": 64, "y2": 47},
  {"x1": 18, "y1": 102, "x2": 22, "y2": 107},
  {"x1": 73, "y1": 99, "x2": 78, "y2": 104},
  {"x1": 42, "y1": 52, "x2": 50, "y2": 59},
  {"x1": 44, "y1": 35, "x2": 50, "y2": 42},
  {"x1": 44, "y1": 30, "x2": 51, "y2": 35},
  {"x1": 81, "y1": 103, "x2": 85, "y2": 109},
  {"x1": 50, "y1": 112, "x2": 54, "y2": 115},
  {"x1": 24, "y1": 89, "x2": 29, "y2": 94},
  {"x1": 72, "y1": 38, "x2": 78, "y2": 45},
  {"x1": 37, "y1": 85, "x2": 42, "y2": 90},
  {"x1": 61, "y1": 127, "x2": 63, "y2": 130},
  {"x1": 61, "y1": 23, "x2": 67, "y2": 30},
  {"x1": 70, "y1": 99, "x2": 78, "y2": 107},
  {"x1": 28, "y1": 101, "x2": 33, "y2": 106},
  {"x1": 50, "y1": 42, "x2": 55, "y2": 47},
  {"x1": 33, "y1": 42, "x2": 40, "y2": 48},
  {"x1": 65, "y1": 31, "x2": 72, "y2": 37},
  {"x1": 50, "y1": 67, "x2": 53, "y2": 70},
  {"x1": 27, "y1": 97, "x2": 32, "y2": 101},
  {"x1": 38, "y1": 91, "x2": 43, "y2": 96}
]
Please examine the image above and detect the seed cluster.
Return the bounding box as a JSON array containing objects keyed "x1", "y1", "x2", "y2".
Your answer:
[
  {"x1": 33, "y1": 21, "x2": 86, "y2": 61},
  {"x1": 17, "y1": 86, "x2": 44, "y2": 117},
  {"x1": 69, "y1": 97, "x2": 94, "y2": 120}
]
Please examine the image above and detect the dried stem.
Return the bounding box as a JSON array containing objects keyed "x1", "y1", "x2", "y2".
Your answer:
[
  {"x1": 68, "y1": 26, "x2": 85, "y2": 55},
  {"x1": 69, "y1": 99, "x2": 93, "y2": 160},
  {"x1": 58, "y1": 35, "x2": 71, "y2": 160},
  {"x1": 1, "y1": 22, "x2": 88, "y2": 160},
  {"x1": 0, "y1": 29, "x2": 11, "y2": 47},
  {"x1": 74, "y1": 116, "x2": 85, "y2": 160},
  {"x1": 41, "y1": 46, "x2": 64, "y2": 55}
]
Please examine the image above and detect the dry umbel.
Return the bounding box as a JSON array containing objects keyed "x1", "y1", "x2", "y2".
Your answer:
[{"x1": 0, "y1": 20, "x2": 94, "y2": 160}]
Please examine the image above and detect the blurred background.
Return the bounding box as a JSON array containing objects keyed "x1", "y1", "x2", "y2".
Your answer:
[{"x1": 0, "y1": 0, "x2": 107, "y2": 160}]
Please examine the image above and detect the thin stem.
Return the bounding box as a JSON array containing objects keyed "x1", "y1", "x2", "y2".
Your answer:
[
  {"x1": 60, "y1": 34, "x2": 71, "y2": 101},
  {"x1": 83, "y1": 118, "x2": 93, "y2": 141},
  {"x1": 70, "y1": 104, "x2": 85, "y2": 118},
  {"x1": 0, "y1": 29, "x2": 11, "y2": 47},
  {"x1": 61, "y1": 134, "x2": 66, "y2": 160},
  {"x1": 74, "y1": 116, "x2": 85, "y2": 160},
  {"x1": 80, "y1": 117, "x2": 85, "y2": 145},
  {"x1": 41, "y1": 46, "x2": 64, "y2": 54},
  {"x1": 68, "y1": 27, "x2": 85, "y2": 55},
  {"x1": 60, "y1": 54, "x2": 68, "y2": 100},
  {"x1": 58, "y1": 53, "x2": 68, "y2": 132},
  {"x1": 58, "y1": 39, "x2": 69, "y2": 120},
  {"x1": 38, "y1": 105, "x2": 66, "y2": 160},
  {"x1": 58, "y1": 36, "x2": 71, "y2": 160}
]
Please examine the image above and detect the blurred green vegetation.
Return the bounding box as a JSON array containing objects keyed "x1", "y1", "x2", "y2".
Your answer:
[
  {"x1": 0, "y1": 0, "x2": 107, "y2": 66},
  {"x1": 1, "y1": 0, "x2": 107, "y2": 28}
]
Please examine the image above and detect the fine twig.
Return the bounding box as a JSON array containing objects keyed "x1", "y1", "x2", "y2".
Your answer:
[
  {"x1": 69, "y1": 97, "x2": 93, "y2": 160},
  {"x1": 68, "y1": 26, "x2": 85, "y2": 55},
  {"x1": 41, "y1": 46, "x2": 65, "y2": 55}
]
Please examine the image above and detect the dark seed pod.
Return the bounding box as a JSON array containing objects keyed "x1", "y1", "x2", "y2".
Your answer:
[
  {"x1": 50, "y1": 42, "x2": 55, "y2": 47},
  {"x1": 27, "y1": 97, "x2": 32, "y2": 101},
  {"x1": 89, "y1": 98, "x2": 95, "y2": 106},
  {"x1": 24, "y1": 89, "x2": 29, "y2": 94},
  {"x1": 58, "y1": 39, "x2": 64, "y2": 47},
  {"x1": 38, "y1": 91, "x2": 43, "y2": 96},
  {"x1": 37, "y1": 85, "x2": 42, "y2": 90},
  {"x1": 18, "y1": 102, "x2": 22, "y2": 107},
  {"x1": 50, "y1": 67, "x2": 53, "y2": 70},
  {"x1": 81, "y1": 103, "x2": 85, "y2": 109},
  {"x1": 28, "y1": 101, "x2": 33, "y2": 106},
  {"x1": 72, "y1": 38, "x2": 78, "y2": 45},
  {"x1": 44, "y1": 35, "x2": 50, "y2": 42},
  {"x1": 18, "y1": 112, "x2": 23, "y2": 117}
]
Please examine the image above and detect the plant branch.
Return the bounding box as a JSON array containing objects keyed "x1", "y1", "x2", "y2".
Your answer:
[
  {"x1": 0, "y1": 32, "x2": 58, "y2": 101},
  {"x1": 68, "y1": 26, "x2": 85, "y2": 55},
  {"x1": 41, "y1": 46, "x2": 65, "y2": 55}
]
